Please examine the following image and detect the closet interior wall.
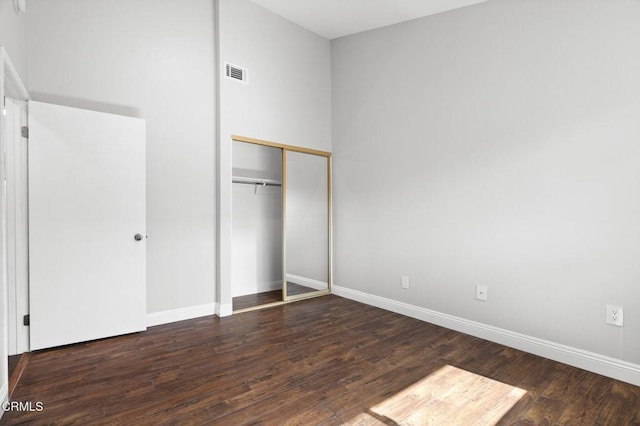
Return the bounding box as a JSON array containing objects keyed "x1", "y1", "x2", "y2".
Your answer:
[{"x1": 231, "y1": 141, "x2": 283, "y2": 298}]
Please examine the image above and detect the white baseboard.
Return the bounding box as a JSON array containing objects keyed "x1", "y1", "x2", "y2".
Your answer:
[
  {"x1": 146, "y1": 303, "x2": 217, "y2": 327},
  {"x1": 286, "y1": 274, "x2": 327, "y2": 291},
  {"x1": 217, "y1": 303, "x2": 233, "y2": 317},
  {"x1": 332, "y1": 284, "x2": 640, "y2": 387}
]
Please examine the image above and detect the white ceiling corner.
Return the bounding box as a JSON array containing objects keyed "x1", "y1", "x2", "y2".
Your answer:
[{"x1": 248, "y1": 0, "x2": 489, "y2": 39}]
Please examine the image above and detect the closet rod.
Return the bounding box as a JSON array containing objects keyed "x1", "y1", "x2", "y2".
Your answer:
[{"x1": 232, "y1": 176, "x2": 282, "y2": 187}]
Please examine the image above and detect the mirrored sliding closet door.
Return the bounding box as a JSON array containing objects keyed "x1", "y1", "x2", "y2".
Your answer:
[
  {"x1": 231, "y1": 135, "x2": 331, "y2": 312},
  {"x1": 284, "y1": 150, "x2": 330, "y2": 300}
]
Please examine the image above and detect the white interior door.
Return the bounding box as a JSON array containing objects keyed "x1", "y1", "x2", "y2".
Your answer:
[{"x1": 28, "y1": 101, "x2": 146, "y2": 351}]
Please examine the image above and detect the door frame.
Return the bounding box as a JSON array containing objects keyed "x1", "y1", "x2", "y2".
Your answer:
[
  {"x1": 0, "y1": 46, "x2": 30, "y2": 407},
  {"x1": 5, "y1": 96, "x2": 29, "y2": 356}
]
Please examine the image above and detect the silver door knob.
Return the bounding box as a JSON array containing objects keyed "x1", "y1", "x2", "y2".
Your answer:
[{"x1": 134, "y1": 234, "x2": 143, "y2": 241}]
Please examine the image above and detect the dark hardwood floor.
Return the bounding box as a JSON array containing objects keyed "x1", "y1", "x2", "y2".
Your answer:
[
  {"x1": 4, "y1": 295, "x2": 640, "y2": 424},
  {"x1": 7, "y1": 355, "x2": 20, "y2": 379},
  {"x1": 232, "y1": 290, "x2": 282, "y2": 311},
  {"x1": 8, "y1": 353, "x2": 30, "y2": 400},
  {"x1": 232, "y1": 283, "x2": 318, "y2": 311}
]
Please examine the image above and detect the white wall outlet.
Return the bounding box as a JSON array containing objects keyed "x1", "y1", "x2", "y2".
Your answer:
[
  {"x1": 401, "y1": 276, "x2": 410, "y2": 289},
  {"x1": 476, "y1": 285, "x2": 488, "y2": 301},
  {"x1": 606, "y1": 305, "x2": 623, "y2": 327}
]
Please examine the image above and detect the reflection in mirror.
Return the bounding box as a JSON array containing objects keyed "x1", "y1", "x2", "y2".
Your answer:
[
  {"x1": 285, "y1": 151, "x2": 329, "y2": 298},
  {"x1": 231, "y1": 141, "x2": 283, "y2": 311}
]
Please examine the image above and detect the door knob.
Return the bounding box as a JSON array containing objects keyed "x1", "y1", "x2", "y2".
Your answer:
[{"x1": 134, "y1": 234, "x2": 143, "y2": 241}]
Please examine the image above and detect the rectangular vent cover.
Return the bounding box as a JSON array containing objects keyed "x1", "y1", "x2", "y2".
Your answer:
[{"x1": 225, "y1": 62, "x2": 248, "y2": 83}]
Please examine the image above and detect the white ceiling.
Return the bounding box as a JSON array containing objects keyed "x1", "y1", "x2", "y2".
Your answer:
[{"x1": 249, "y1": 0, "x2": 489, "y2": 40}]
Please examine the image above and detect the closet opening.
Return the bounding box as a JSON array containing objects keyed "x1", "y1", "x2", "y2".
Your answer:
[{"x1": 231, "y1": 135, "x2": 331, "y2": 313}]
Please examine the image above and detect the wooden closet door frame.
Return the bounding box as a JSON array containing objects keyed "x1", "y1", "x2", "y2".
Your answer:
[
  {"x1": 230, "y1": 135, "x2": 332, "y2": 313},
  {"x1": 282, "y1": 149, "x2": 331, "y2": 302}
]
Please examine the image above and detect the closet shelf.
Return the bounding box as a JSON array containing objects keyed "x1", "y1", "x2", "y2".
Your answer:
[{"x1": 232, "y1": 176, "x2": 282, "y2": 187}]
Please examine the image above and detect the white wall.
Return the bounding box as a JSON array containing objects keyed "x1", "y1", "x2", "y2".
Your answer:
[
  {"x1": 218, "y1": 0, "x2": 331, "y2": 153},
  {"x1": 232, "y1": 184, "x2": 282, "y2": 296},
  {"x1": 332, "y1": 0, "x2": 640, "y2": 365},
  {"x1": 0, "y1": 0, "x2": 27, "y2": 84},
  {"x1": 27, "y1": 0, "x2": 216, "y2": 313},
  {"x1": 217, "y1": 0, "x2": 331, "y2": 313}
]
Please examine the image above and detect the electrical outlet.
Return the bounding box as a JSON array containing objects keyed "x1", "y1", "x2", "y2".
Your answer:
[
  {"x1": 476, "y1": 285, "x2": 488, "y2": 301},
  {"x1": 401, "y1": 276, "x2": 410, "y2": 290},
  {"x1": 606, "y1": 305, "x2": 623, "y2": 327}
]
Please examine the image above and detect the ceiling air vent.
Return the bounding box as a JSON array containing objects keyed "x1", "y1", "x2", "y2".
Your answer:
[{"x1": 225, "y1": 62, "x2": 248, "y2": 84}]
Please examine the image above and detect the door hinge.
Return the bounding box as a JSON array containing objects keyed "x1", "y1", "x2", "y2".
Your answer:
[
  {"x1": 23, "y1": 314, "x2": 30, "y2": 326},
  {"x1": 21, "y1": 126, "x2": 29, "y2": 139}
]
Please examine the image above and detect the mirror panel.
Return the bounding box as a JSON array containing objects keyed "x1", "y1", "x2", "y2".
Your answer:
[{"x1": 285, "y1": 151, "x2": 329, "y2": 298}]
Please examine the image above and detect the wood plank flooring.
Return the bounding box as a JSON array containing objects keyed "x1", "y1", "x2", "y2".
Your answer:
[
  {"x1": 7, "y1": 355, "x2": 20, "y2": 379},
  {"x1": 4, "y1": 295, "x2": 640, "y2": 425},
  {"x1": 232, "y1": 283, "x2": 318, "y2": 311},
  {"x1": 8, "y1": 353, "x2": 30, "y2": 399},
  {"x1": 232, "y1": 290, "x2": 282, "y2": 311}
]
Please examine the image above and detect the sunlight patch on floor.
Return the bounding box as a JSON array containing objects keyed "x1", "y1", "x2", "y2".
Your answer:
[{"x1": 346, "y1": 365, "x2": 526, "y2": 425}]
